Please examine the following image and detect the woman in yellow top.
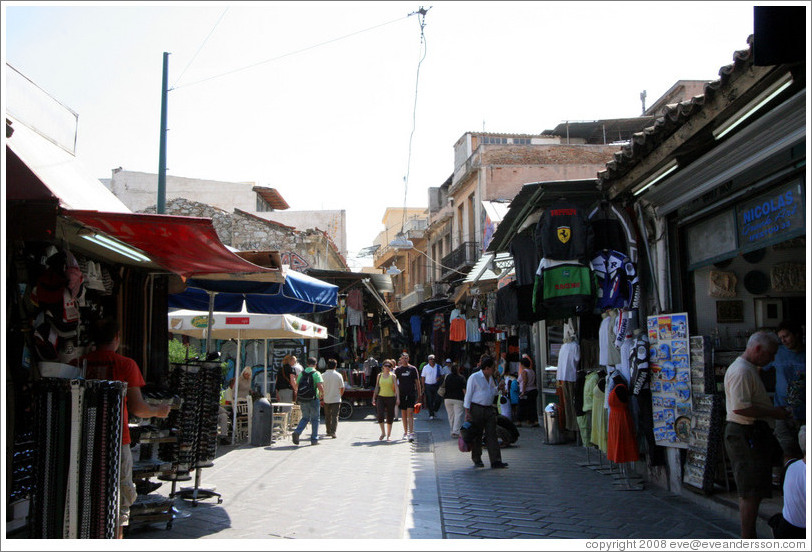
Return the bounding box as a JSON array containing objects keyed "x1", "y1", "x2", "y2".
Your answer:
[{"x1": 372, "y1": 359, "x2": 400, "y2": 441}]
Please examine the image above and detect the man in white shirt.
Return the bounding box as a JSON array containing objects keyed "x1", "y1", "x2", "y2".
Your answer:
[
  {"x1": 421, "y1": 354, "x2": 443, "y2": 420},
  {"x1": 723, "y1": 331, "x2": 789, "y2": 538},
  {"x1": 291, "y1": 356, "x2": 304, "y2": 377},
  {"x1": 321, "y1": 358, "x2": 345, "y2": 438},
  {"x1": 463, "y1": 356, "x2": 508, "y2": 469}
]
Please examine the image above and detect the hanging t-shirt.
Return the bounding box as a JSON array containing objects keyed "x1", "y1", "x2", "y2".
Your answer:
[
  {"x1": 466, "y1": 317, "x2": 481, "y2": 342},
  {"x1": 509, "y1": 230, "x2": 539, "y2": 286},
  {"x1": 410, "y1": 315, "x2": 422, "y2": 344},
  {"x1": 347, "y1": 288, "x2": 364, "y2": 311},
  {"x1": 535, "y1": 199, "x2": 593, "y2": 264},
  {"x1": 588, "y1": 200, "x2": 638, "y2": 264},
  {"x1": 449, "y1": 317, "x2": 467, "y2": 342},
  {"x1": 556, "y1": 340, "x2": 581, "y2": 382},
  {"x1": 347, "y1": 306, "x2": 363, "y2": 327},
  {"x1": 532, "y1": 259, "x2": 595, "y2": 319},
  {"x1": 629, "y1": 332, "x2": 650, "y2": 395},
  {"x1": 591, "y1": 250, "x2": 639, "y2": 311},
  {"x1": 495, "y1": 283, "x2": 520, "y2": 326},
  {"x1": 598, "y1": 315, "x2": 611, "y2": 367}
]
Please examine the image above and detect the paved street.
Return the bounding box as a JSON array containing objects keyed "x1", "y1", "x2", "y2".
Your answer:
[{"x1": 127, "y1": 404, "x2": 762, "y2": 542}]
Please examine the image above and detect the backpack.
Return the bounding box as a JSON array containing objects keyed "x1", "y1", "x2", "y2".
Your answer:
[{"x1": 297, "y1": 370, "x2": 316, "y2": 400}]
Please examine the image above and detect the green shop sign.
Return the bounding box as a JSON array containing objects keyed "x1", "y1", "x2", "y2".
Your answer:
[{"x1": 737, "y1": 179, "x2": 805, "y2": 248}]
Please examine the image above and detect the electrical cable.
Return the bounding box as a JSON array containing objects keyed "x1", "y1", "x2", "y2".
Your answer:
[
  {"x1": 399, "y1": 7, "x2": 431, "y2": 234},
  {"x1": 400, "y1": 8, "x2": 430, "y2": 232},
  {"x1": 410, "y1": 245, "x2": 468, "y2": 276},
  {"x1": 172, "y1": 13, "x2": 411, "y2": 91},
  {"x1": 172, "y1": 7, "x2": 231, "y2": 90}
]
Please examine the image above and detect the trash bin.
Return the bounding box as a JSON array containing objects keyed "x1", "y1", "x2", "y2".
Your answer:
[
  {"x1": 251, "y1": 398, "x2": 272, "y2": 446},
  {"x1": 543, "y1": 403, "x2": 563, "y2": 445}
]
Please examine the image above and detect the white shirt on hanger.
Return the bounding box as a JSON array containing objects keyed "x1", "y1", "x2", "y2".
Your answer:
[{"x1": 556, "y1": 340, "x2": 580, "y2": 382}]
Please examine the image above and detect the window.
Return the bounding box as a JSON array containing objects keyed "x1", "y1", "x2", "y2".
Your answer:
[
  {"x1": 481, "y1": 136, "x2": 508, "y2": 145},
  {"x1": 256, "y1": 196, "x2": 272, "y2": 212}
]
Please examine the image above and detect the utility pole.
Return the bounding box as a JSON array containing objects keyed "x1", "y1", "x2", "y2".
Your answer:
[
  {"x1": 157, "y1": 52, "x2": 169, "y2": 214},
  {"x1": 640, "y1": 89, "x2": 647, "y2": 116}
]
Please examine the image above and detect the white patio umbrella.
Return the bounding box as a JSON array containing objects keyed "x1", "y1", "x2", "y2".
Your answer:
[{"x1": 168, "y1": 308, "x2": 327, "y2": 444}]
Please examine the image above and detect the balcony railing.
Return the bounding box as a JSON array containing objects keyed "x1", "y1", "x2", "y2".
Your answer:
[{"x1": 440, "y1": 241, "x2": 479, "y2": 280}]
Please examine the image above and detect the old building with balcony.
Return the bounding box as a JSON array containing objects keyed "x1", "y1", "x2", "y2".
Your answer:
[{"x1": 372, "y1": 207, "x2": 428, "y2": 313}]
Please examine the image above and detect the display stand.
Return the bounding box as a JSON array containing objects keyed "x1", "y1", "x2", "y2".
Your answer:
[{"x1": 164, "y1": 361, "x2": 223, "y2": 507}]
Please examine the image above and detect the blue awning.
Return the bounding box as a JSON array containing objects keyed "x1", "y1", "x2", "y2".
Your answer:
[{"x1": 169, "y1": 269, "x2": 338, "y2": 314}]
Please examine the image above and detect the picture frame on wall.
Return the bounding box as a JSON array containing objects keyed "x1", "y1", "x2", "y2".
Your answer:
[
  {"x1": 754, "y1": 297, "x2": 783, "y2": 329},
  {"x1": 716, "y1": 300, "x2": 744, "y2": 323}
]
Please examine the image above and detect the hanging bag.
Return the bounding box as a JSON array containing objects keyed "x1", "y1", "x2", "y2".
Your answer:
[{"x1": 438, "y1": 374, "x2": 447, "y2": 398}]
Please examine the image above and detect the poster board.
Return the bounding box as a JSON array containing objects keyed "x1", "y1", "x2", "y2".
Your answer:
[{"x1": 647, "y1": 313, "x2": 692, "y2": 448}]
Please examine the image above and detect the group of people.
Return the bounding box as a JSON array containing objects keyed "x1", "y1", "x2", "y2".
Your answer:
[{"x1": 723, "y1": 321, "x2": 806, "y2": 539}]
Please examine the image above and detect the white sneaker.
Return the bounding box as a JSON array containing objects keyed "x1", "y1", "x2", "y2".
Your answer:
[
  {"x1": 408, "y1": 433, "x2": 415, "y2": 442},
  {"x1": 429, "y1": 415, "x2": 435, "y2": 420},
  {"x1": 403, "y1": 433, "x2": 408, "y2": 440}
]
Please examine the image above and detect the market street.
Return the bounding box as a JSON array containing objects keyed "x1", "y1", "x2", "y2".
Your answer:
[{"x1": 126, "y1": 405, "x2": 764, "y2": 542}]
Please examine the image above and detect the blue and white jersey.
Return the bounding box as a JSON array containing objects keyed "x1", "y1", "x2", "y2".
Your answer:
[{"x1": 591, "y1": 249, "x2": 639, "y2": 310}]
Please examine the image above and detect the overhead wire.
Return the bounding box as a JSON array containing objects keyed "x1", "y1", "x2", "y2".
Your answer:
[
  {"x1": 171, "y1": 7, "x2": 230, "y2": 90},
  {"x1": 172, "y1": 13, "x2": 411, "y2": 91},
  {"x1": 399, "y1": 7, "x2": 431, "y2": 234}
]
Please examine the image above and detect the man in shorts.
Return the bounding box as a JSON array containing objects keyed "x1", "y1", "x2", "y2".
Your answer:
[
  {"x1": 723, "y1": 331, "x2": 790, "y2": 538},
  {"x1": 395, "y1": 353, "x2": 422, "y2": 442}
]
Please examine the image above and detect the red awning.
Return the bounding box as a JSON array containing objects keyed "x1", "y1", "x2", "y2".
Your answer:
[{"x1": 64, "y1": 209, "x2": 283, "y2": 282}]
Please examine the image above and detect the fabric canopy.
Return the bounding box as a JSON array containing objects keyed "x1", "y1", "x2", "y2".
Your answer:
[
  {"x1": 168, "y1": 269, "x2": 338, "y2": 314},
  {"x1": 168, "y1": 310, "x2": 327, "y2": 340},
  {"x1": 64, "y1": 209, "x2": 284, "y2": 282}
]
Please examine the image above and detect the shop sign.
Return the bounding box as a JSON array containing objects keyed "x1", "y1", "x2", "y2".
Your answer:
[
  {"x1": 191, "y1": 315, "x2": 210, "y2": 328},
  {"x1": 737, "y1": 180, "x2": 804, "y2": 248},
  {"x1": 225, "y1": 317, "x2": 250, "y2": 325}
]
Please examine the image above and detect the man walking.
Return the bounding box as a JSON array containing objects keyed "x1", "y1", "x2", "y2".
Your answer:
[
  {"x1": 292, "y1": 357, "x2": 325, "y2": 446},
  {"x1": 723, "y1": 331, "x2": 789, "y2": 538},
  {"x1": 395, "y1": 353, "x2": 422, "y2": 442},
  {"x1": 463, "y1": 355, "x2": 508, "y2": 469},
  {"x1": 421, "y1": 354, "x2": 443, "y2": 420},
  {"x1": 321, "y1": 358, "x2": 345, "y2": 438}
]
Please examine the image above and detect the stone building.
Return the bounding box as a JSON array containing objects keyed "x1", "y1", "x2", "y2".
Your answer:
[
  {"x1": 142, "y1": 197, "x2": 347, "y2": 271},
  {"x1": 102, "y1": 169, "x2": 347, "y2": 256}
]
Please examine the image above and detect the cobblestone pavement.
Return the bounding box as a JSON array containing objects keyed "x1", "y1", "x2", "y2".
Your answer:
[
  {"x1": 423, "y1": 416, "x2": 741, "y2": 539},
  {"x1": 126, "y1": 404, "x2": 770, "y2": 542}
]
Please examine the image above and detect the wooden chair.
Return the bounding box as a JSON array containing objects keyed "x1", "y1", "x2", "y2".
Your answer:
[{"x1": 234, "y1": 399, "x2": 252, "y2": 442}]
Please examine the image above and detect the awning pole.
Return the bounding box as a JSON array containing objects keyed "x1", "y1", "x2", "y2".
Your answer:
[
  {"x1": 206, "y1": 291, "x2": 216, "y2": 356},
  {"x1": 263, "y1": 339, "x2": 269, "y2": 400},
  {"x1": 231, "y1": 334, "x2": 242, "y2": 445}
]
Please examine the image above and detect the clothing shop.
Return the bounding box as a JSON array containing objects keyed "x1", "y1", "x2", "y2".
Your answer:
[
  {"x1": 486, "y1": 178, "x2": 653, "y2": 487},
  {"x1": 6, "y1": 92, "x2": 285, "y2": 537},
  {"x1": 483, "y1": 36, "x2": 806, "y2": 497},
  {"x1": 301, "y1": 269, "x2": 396, "y2": 387},
  {"x1": 598, "y1": 40, "x2": 806, "y2": 494}
]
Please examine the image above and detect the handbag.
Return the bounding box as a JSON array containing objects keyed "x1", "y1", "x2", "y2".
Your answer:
[
  {"x1": 458, "y1": 434, "x2": 470, "y2": 452},
  {"x1": 438, "y1": 374, "x2": 447, "y2": 398}
]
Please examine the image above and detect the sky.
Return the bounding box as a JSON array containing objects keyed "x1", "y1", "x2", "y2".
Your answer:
[{"x1": 2, "y1": 1, "x2": 768, "y2": 269}]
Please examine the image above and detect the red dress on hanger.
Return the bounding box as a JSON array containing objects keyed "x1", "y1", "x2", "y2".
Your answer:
[{"x1": 607, "y1": 383, "x2": 639, "y2": 463}]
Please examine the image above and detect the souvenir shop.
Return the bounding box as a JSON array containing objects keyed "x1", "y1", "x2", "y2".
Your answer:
[
  {"x1": 6, "y1": 114, "x2": 286, "y2": 536},
  {"x1": 483, "y1": 178, "x2": 664, "y2": 490},
  {"x1": 304, "y1": 269, "x2": 396, "y2": 385}
]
